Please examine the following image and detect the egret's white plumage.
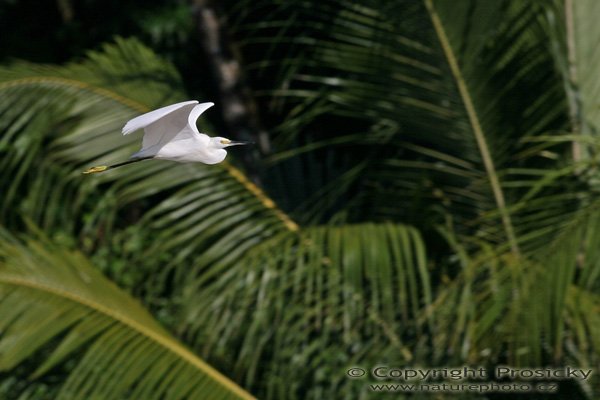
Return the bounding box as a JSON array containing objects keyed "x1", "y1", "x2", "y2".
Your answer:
[
  {"x1": 125, "y1": 100, "x2": 221, "y2": 163},
  {"x1": 122, "y1": 100, "x2": 201, "y2": 135},
  {"x1": 83, "y1": 100, "x2": 251, "y2": 174}
]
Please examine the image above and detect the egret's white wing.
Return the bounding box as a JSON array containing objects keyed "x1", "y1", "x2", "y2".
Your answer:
[
  {"x1": 122, "y1": 100, "x2": 199, "y2": 135},
  {"x1": 187, "y1": 102, "x2": 215, "y2": 135},
  {"x1": 124, "y1": 100, "x2": 215, "y2": 158},
  {"x1": 143, "y1": 101, "x2": 214, "y2": 148},
  {"x1": 148, "y1": 102, "x2": 217, "y2": 162}
]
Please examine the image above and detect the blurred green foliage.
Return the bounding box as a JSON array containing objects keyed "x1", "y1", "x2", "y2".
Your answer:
[{"x1": 1, "y1": 0, "x2": 600, "y2": 399}]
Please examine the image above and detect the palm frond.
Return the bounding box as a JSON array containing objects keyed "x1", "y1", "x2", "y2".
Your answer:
[
  {"x1": 180, "y1": 222, "x2": 430, "y2": 399},
  {"x1": 431, "y1": 202, "x2": 600, "y2": 382},
  {"x1": 424, "y1": 0, "x2": 519, "y2": 254},
  {"x1": 0, "y1": 230, "x2": 255, "y2": 400},
  {"x1": 0, "y1": 37, "x2": 297, "y2": 293},
  {"x1": 225, "y1": 0, "x2": 573, "y2": 253}
]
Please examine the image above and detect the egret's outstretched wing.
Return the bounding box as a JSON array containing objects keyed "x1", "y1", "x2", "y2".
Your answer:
[
  {"x1": 124, "y1": 101, "x2": 215, "y2": 159},
  {"x1": 187, "y1": 102, "x2": 215, "y2": 135},
  {"x1": 151, "y1": 102, "x2": 214, "y2": 146},
  {"x1": 122, "y1": 100, "x2": 198, "y2": 135}
]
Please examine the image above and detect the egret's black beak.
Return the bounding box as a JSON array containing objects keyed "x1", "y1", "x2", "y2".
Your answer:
[{"x1": 228, "y1": 141, "x2": 254, "y2": 146}]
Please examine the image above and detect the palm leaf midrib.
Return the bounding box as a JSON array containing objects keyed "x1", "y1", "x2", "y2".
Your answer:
[
  {"x1": 423, "y1": 0, "x2": 519, "y2": 255},
  {"x1": 0, "y1": 271, "x2": 256, "y2": 400}
]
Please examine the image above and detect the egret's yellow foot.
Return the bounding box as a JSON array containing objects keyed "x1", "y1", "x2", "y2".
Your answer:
[{"x1": 82, "y1": 165, "x2": 109, "y2": 174}]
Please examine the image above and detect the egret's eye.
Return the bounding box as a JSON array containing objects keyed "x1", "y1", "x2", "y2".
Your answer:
[{"x1": 220, "y1": 139, "x2": 231, "y2": 145}]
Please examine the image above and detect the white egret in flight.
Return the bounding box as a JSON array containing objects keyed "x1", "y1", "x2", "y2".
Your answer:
[{"x1": 83, "y1": 100, "x2": 251, "y2": 174}]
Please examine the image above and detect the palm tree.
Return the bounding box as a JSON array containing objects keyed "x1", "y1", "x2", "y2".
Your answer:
[{"x1": 1, "y1": 0, "x2": 600, "y2": 399}]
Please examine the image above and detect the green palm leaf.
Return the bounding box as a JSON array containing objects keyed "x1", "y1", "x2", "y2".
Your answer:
[
  {"x1": 0, "y1": 230, "x2": 255, "y2": 400},
  {"x1": 180, "y1": 222, "x2": 430, "y2": 399},
  {"x1": 424, "y1": 0, "x2": 519, "y2": 254},
  {"x1": 226, "y1": 0, "x2": 575, "y2": 252},
  {"x1": 0, "y1": 37, "x2": 298, "y2": 396},
  {"x1": 0, "y1": 37, "x2": 297, "y2": 290},
  {"x1": 432, "y1": 203, "x2": 600, "y2": 378}
]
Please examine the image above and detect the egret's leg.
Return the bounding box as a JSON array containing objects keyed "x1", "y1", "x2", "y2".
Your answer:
[{"x1": 82, "y1": 157, "x2": 153, "y2": 174}]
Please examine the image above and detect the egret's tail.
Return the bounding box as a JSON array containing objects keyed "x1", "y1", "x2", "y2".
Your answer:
[{"x1": 82, "y1": 157, "x2": 153, "y2": 175}]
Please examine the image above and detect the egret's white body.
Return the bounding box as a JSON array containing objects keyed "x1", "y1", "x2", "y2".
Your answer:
[{"x1": 83, "y1": 100, "x2": 250, "y2": 174}]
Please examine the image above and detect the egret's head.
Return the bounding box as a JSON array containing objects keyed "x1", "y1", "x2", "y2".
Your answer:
[{"x1": 211, "y1": 137, "x2": 254, "y2": 149}]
